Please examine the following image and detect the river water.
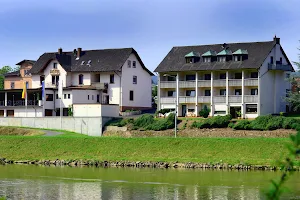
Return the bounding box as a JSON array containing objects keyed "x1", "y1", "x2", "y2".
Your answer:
[{"x1": 0, "y1": 165, "x2": 299, "y2": 200}]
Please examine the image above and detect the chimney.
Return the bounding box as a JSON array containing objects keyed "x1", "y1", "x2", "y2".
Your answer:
[
  {"x1": 58, "y1": 48, "x2": 62, "y2": 54},
  {"x1": 77, "y1": 48, "x2": 82, "y2": 58},
  {"x1": 273, "y1": 35, "x2": 280, "y2": 44}
]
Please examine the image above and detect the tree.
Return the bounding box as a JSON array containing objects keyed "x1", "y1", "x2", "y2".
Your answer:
[
  {"x1": 0, "y1": 66, "x2": 14, "y2": 90},
  {"x1": 199, "y1": 105, "x2": 210, "y2": 118}
]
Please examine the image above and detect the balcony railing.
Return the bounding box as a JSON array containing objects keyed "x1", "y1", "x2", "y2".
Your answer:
[
  {"x1": 160, "y1": 81, "x2": 176, "y2": 88},
  {"x1": 179, "y1": 81, "x2": 195, "y2": 88},
  {"x1": 160, "y1": 97, "x2": 176, "y2": 104},
  {"x1": 198, "y1": 80, "x2": 211, "y2": 87},
  {"x1": 228, "y1": 79, "x2": 242, "y2": 86},
  {"x1": 244, "y1": 95, "x2": 258, "y2": 103},
  {"x1": 213, "y1": 96, "x2": 226, "y2": 103},
  {"x1": 91, "y1": 82, "x2": 108, "y2": 90},
  {"x1": 214, "y1": 79, "x2": 226, "y2": 87},
  {"x1": 268, "y1": 63, "x2": 292, "y2": 71},
  {"x1": 244, "y1": 78, "x2": 258, "y2": 86},
  {"x1": 229, "y1": 95, "x2": 242, "y2": 103},
  {"x1": 6, "y1": 100, "x2": 39, "y2": 107},
  {"x1": 198, "y1": 96, "x2": 211, "y2": 103},
  {"x1": 179, "y1": 96, "x2": 195, "y2": 103}
]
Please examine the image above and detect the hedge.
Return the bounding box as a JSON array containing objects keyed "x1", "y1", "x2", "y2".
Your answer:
[{"x1": 191, "y1": 115, "x2": 232, "y2": 129}]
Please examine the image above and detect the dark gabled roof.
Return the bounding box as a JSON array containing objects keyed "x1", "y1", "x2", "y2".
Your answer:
[
  {"x1": 31, "y1": 48, "x2": 153, "y2": 76},
  {"x1": 4, "y1": 70, "x2": 20, "y2": 77},
  {"x1": 154, "y1": 40, "x2": 293, "y2": 72},
  {"x1": 16, "y1": 59, "x2": 36, "y2": 65}
]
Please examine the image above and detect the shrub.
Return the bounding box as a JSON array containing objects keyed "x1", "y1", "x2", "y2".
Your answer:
[
  {"x1": 134, "y1": 114, "x2": 154, "y2": 128},
  {"x1": 282, "y1": 118, "x2": 300, "y2": 129},
  {"x1": 265, "y1": 116, "x2": 285, "y2": 130},
  {"x1": 249, "y1": 115, "x2": 273, "y2": 130},
  {"x1": 190, "y1": 115, "x2": 231, "y2": 129},
  {"x1": 233, "y1": 120, "x2": 251, "y2": 130},
  {"x1": 228, "y1": 122, "x2": 235, "y2": 128},
  {"x1": 199, "y1": 105, "x2": 210, "y2": 118}
]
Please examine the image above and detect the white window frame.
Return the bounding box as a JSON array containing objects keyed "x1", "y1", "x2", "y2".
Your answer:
[
  {"x1": 128, "y1": 60, "x2": 131, "y2": 68},
  {"x1": 133, "y1": 61, "x2": 136, "y2": 68},
  {"x1": 133, "y1": 75, "x2": 137, "y2": 84}
]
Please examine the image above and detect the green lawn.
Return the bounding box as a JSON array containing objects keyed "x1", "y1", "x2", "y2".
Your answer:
[{"x1": 0, "y1": 136, "x2": 293, "y2": 166}]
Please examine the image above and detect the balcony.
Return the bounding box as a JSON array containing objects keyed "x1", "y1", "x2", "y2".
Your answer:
[
  {"x1": 244, "y1": 95, "x2": 258, "y2": 103},
  {"x1": 160, "y1": 81, "x2": 176, "y2": 88},
  {"x1": 229, "y1": 95, "x2": 242, "y2": 103},
  {"x1": 198, "y1": 96, "x2": 211, "y2": 103},
  {"x1": 244, "y1": 78, "x2": 258, "y2": 86},
  {"x1": 161, "y1": 97, "x2": 176, "y2": 104},
  {"x1": 214, "y1": 79, "x2": 226, "y2": 87},
  {"x1": 228, "y1": 79, "x2": 242, "y2": 87},
  {"x1": 198, "y1": 80, "x2": 211, "y2": 87},
  {"x1": 6, "y1": 100, "x2": 40, "y2": 107},
  {"x1": 213, "y1": 96, "x2": 226, "y2": 103},
  {"x1": 179, "y1": 81, "x2": 195, "y2": 88},
  {"x1": 268, "y1": 63, "x2": 292, "y2": 71},
  {"x1": 179, "y1": 96, "x2": 195, "y2": 103},
  {"x1": 91, "y1": 82, "x2": 108, "y2": 90}
]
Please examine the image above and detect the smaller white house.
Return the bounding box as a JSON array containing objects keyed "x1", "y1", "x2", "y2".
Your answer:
[{"x1": 0, "y1": 47, "x2": 153, "y2": 117}]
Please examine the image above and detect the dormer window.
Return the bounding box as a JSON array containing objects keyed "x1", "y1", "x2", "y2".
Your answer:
[
  {"x1": 53, "y1": 63, "x2": 57, "y2": 69},
  {"x1": 233, "y1": 49, "x2": 248, "y2": 61},
  {"x1": 217, "y1": 49, "x2": 232, "y2": 62},
  {"x1": 204, "y1": 57, "x2": 211, "y2": 63},
  {"x1": 218, "y1": 57, "x2": 226, "y2": 62},
  {"x1": 202, "y1": 50, "x2": 217, "y2": 63},
  {"x1": 185, "y1": 51, "x2": 200, "y2": 64}
]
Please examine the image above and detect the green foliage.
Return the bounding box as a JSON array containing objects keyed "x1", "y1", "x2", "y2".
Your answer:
[
  {"x1": 236, "y1": 110, "x2": 242, "y2": 117},
  {"x1": 228, "y1": 122, "x2": 235, "y2": 128},
  {"x1": 146, "y1": 113, "x2": 175, "y2": 131},
  {"x1": 233, "y1": 120, "x2": 251, "y2": 130},
  {"x1": 191, "y1": 115, "x2": 232, "y2": 129},
  {"x1": 157, "y1": 109, "x2": 172, "y2": 115},
  {"x1": 134, "y1": 114, "x2": 154, "y2": 127},
  {"x1": 68, "y1": 105, "x2": 73, "y2": 116},
  {"x1": 0, "y1": 66, "x2": 14, "y2": 90},
  {"x1": 199, "y1": 105, "x2": 210, "y2": 118},
  {"x1": 152, "y1": 85, "x2": 157, "y2": 98}
]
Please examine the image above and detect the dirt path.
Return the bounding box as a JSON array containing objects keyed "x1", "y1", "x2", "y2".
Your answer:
[{"x1": 43, "y1": 130, "x2": 64, "y2": 136}]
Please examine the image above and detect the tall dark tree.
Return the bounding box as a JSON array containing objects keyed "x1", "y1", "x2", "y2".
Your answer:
[{"x1": 0, "y1": 66, "x2": 13, "y2": 90}]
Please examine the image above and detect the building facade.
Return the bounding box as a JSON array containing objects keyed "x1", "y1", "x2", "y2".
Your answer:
[
  {"x1": 0, "y1": 48, "x2": 153, "y2": 117},
  {"x1": 155, "y1": 37, "x2": 293, "y2": 118}
]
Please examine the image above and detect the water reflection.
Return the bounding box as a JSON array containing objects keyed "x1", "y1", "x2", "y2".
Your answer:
[{"x1": 0, "y1": 165, "x2": 299, "y2": 200}]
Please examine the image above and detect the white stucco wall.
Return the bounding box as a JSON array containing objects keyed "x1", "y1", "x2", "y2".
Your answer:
[
  {"x1": 73, "y1": 104, "x2": 119, "y2": 117},
  {"x1": 13, "y1": 108, "x2": 43, "y2": 117},
  {"x1": 43, "y1": 60, "x2": 67, "y2": 88},
  {"x1": 121, "y1": 53, "x2": 152, "y2": 109},
  {"x1": 72, "y1": 90, "x2": 100, "y2": 104},
  {"x1": 31, "y1": 75, "x2": 41, "y2": 89},
  {"x1": 71, "y1": 72, "x2": 91, "y2": 86}
]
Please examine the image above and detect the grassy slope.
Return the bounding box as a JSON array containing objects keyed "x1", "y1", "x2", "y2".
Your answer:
[{"x1": 0, "y1": 136, "x2": 292, "y2": 165}]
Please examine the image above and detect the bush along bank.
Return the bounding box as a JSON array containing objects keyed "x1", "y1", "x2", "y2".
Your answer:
[{"x1": 1, "y1": 158, "x2": 299, "y2": 171}]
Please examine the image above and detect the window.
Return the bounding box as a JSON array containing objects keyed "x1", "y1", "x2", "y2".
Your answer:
[
  {"x1": 133, "y1": 61, "x2": 136, "y2": 68},
  {"x1": 53, "y1": 63, "x2": 57, "y2": 69},
  {"x1": 133, "y1": 76, "x2": 137, "y2": 84},
  {"x1": 68, "y1": 94, "x2": 70, "y2": 99},
  {"x1": 214, "y1": 111, "x2": 226, "y2": 114},
  {"x1": 24, "y1": 69, "x2": 30, "y2": 76},
  {"x1": 64, "y1": 94, "x2": 67, "y2": 99},
  {"x1": 286, "y1": 89, "x2": 290, "y2": 97},
  {"x1": 186, "y1": 57, "x2": 194, "y2": 63},
  {"x1": 167, "y1": 91, "x2": 175, "y2": 97},
  {"x1": 40, "y1": 75, "x2": 45, "y2": 85},
  {"x1": 251, "y1": 88, "x2": 258, "y2": 95},
  {"x1": 186, "y1": 75, "x2": 196, "y2": 81},
  {"x1": 186, "y1": 90, "x2": 195, "y2": 97},
  {"x1": 218, "y1": 57, "x2": 226, "y2": 62},
  {"x1": 235, "y1": 73, "x2": 242, "y2": 79},
  {"x1": 46, "y1": 94, "x2": 53, "y2": 101},
  {"x1": 220, "y1": 89, "x2": 226, "y2": 96},
  {"x1": 270, "y1": 56, "x2": 274, "y2": 64},
  {"x1": 188, "y1": 109, "x2": 195, "y2": 112},
  {"x1": 219, "y1": 73, "x2": 226, "y2": 79},
  {"x1": 56, "y1": 94, "x2": 59, "y2": 99},
  {"x1": 110, "y1": 74, "x2": 114, "y2": 84},
  {"x1": 79, "y1": 74, "x2": 84, "y2": 85},
  {"x1": 235, "y1": 89, "x2": 242, "y2": 95},
  {"x1": 280, "y1": 57, "x2": 282, "y2": 64},
  {"x1": 52, "y1": 75, "x2": 59, "y2": 85},
  {"x1": 204, "y1": 57, "x2": 211, "y2": 63},
  {"x1": 10, "y1": 82, "x2": 15, "y2": 89},
  {"x1": 128, "y1": 60, "x2": 131, "y2": 68},
  {"x1": 205, "y1": 89, "x2": 211, "y2": 96},
  {"x1": 129, "y1": 90, "x2": 134, "y2": 101},
  {"x1": 204, "y1": 74, "x2": 211, "y2": 80},
  {"x1": 167, "y1": 76, "x2": 176, "y2": 81},
  {"x1": 234, "y1": 56, "x2": 241, "y2": 61},
  {"x1": 246, "y1": 104, "x2": 257, "y2": 114},
  {"x1": 88, "y1": 95, "x2": 90, "y2": 100},
  {"x1": 81, "y1": 61, "x2": 85, "y2": 65},
  {"x1": 92, "y1": 95, "x2": 94, "y2": 100},
  {"x1": 250, "y1": 72, "x2": 258, "y2": 78}
]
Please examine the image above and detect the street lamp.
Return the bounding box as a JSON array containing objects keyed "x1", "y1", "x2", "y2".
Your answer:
[{"x1": 163, "y1": 74, "x2": 178, "y2": 138}]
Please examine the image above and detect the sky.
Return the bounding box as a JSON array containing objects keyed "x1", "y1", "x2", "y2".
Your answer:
[{"x1": 0, "y1": 0, "x2": 299, "y2": 72}]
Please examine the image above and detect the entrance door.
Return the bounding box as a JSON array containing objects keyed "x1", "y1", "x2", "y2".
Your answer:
[
  {"x1": 97, "y1": 94, "x2": 100, "y2": 103},
  {"x1": 182, "y1": 105, "x2": 187, "y2": 117},
  {"x1": 7, "y1": 110, "x2": 14, "y2": 117},
  {"x1": 230, "y1": 106, "x2": 241, "y2": 118}
]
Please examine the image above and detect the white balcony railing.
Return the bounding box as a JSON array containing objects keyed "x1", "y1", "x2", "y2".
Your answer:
[
  {"x1": 228, "y1": 79, "x2": 242, "y2": 86},
  {"x1": 91, "y1": 82, "x2": 108, "y2": 90},
  {"x1": 179, "y1": 96, "x2": 195, "y2": 103},
  {"x1": 244, "y1": 78, "x2": 258, "y2": 86},
  {"x1": 213, "y1": 96, "x2": 226, "y2": 103},
  {"x1": 214, "y1": 79, "x2": 226, "y2": 87},
  {"x1": 198, "y1": 96, "x2": 211, "y2": 103},
  {"x1": 160, "y1": 81, "x2": 176, "y2": 88},
  {"x1": 160, "y1": 97, "x2": 176, "y2": 104},
  {"x1": 244, "y1": 95, "x2": 258, "y2": 103},
  {"x1": 198, "y1": 80, "x2": 211, "y2": 87},
  {"x1": 229, "y1": 95, "x2": 242, "y2": 103},
  {"x1": 179, "y1": 81, "x2": 196, "y2": 88}
]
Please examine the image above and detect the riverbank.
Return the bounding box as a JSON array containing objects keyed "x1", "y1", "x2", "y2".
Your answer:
[{"x1": 0, "y1": 136, "x2": 297, "y2": 168}]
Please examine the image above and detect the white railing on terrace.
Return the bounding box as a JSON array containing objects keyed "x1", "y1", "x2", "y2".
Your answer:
[
  {"x1": 160, "y1": 81, "x2": 176, "y2": 88},
  {"x1": 179, "y1": 96, "x2": 195, "y2": 103},
  {"x1": 228, "y1": 95, "x2": 242, "y2": 103},
  {"x1": 198, "y1": 96, "x2": 211, "y2": 103},
  {"x1": 244, "y1": 95, "x2": 258, "y2": 103},
  {"x1": 213, "y1": 96, "x2": 226, "y2": 103},
  {"x1": 244, "y1": 78, "x2": 258, "y2": 86},
  {"x1": 179, "y1": 81, "x2": 196, "y2": 88},
  {"x1": 214, "y1": 79, "x2": 226, "y2": 87},
  {"x1": 228, "y1": 79, "x2": 242, "y2": 86},
  {"x1": 160, "y1": 97, "x2": 176, "y2": 104},
  {"x1": 198, "y1": 80, "x2": 211, "y2": 87}
]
